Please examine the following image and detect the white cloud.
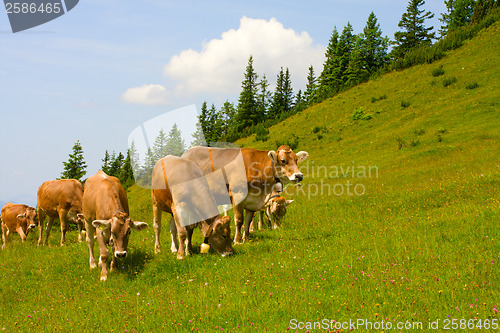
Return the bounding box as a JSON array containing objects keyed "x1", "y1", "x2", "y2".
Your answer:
[
  {"x1": 121, "y1": 84, "x2": 169, "y2": 105},
  {"x1": 163, "y1": 16, "x2": 325, "y2": 96}
]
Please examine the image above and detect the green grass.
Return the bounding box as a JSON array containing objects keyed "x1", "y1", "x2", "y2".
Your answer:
[{"x1": 1, "y1": 23, "x2": 499, "y2": 332}]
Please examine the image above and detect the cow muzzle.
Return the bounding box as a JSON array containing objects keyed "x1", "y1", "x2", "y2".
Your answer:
[
  {"x1": 114, "y1": 251, "x2": 127, "y2": 258},
  {"x1": 290, "y1": 173, "x2": 304, "y2": 182},
  {"x1": 29, "y1": 224, "x2": 36, "y2": 229},
  {"x1": 221, "y1": 250, "x2": 234, "y2": 257}
]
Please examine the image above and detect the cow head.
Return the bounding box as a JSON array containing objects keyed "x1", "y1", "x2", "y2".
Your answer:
[
  {"x1": 201, "y1": 215, "x2": 233, "y2": 257},
  {"x1": 92, "y1": 211, "x2": 148, "y2": 258},
  {"x1": 16, "y1": 206, "x2": 37, "y2": 231},
  {"x1": 68, "y1": 209, "x2": 85, "y2": 227},
  {"x1": 268, "y1": 145, "x2": 308, "y2": 184},
  {"x1": 267, "y1": 196, "x2": 293, "y2": 228}
]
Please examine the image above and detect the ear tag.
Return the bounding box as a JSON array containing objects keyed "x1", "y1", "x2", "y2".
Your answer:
[
  {"x1": 275, "y1": 182, "x2": 283, "y2": 193},
  {"x1": 99, "y1": 224, "x2": 107, "y2": 230}
]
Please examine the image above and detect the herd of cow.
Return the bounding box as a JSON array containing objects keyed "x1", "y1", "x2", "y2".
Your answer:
[{"x1": 0, "y1": 145, "x2": 308, "y2": 281}]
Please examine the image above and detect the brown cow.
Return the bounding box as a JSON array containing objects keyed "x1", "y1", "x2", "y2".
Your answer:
[
  {"x1": 1, "y1": 202, "x2": 37, "y2": 249},
  {"x1": 182, "y1": 145, "x2": 308, "y2": 243},
  {"x1": 258, "y1": 193, "x2": 294, "y2": 230},
  {"x1": 37, "y1": 179, "x2": 85, "y2": 246},
  {"x1": 151, "y1": 155, "x2": 233, "y2": 259},
  {"x1": 82, "y1": 170, "x2": 148, "y2": 281}
]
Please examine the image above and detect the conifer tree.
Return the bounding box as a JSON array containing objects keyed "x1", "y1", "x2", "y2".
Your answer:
[
  {"x1": 190, "y1": 121, "x2": 207, "y2": 147},
  {"x1": 219, "y1": 101, "x2": 237, "y2": 140},
  {"x1": 109, "y1": 152, "x2": 124, "y2": 177},
  {"x1": 471, "y1": 0, "x2": 498, "y2": 23},
  {"x1": 101, "y1": 150, "x2": 112, "y2": 174},
  {"x1": 152, "y1": 128, "x2": 168, "y2": 161},
  {"x1": 361, "y1": 12, "x2": 389, "y2": 72},
  {"x1": 305, "y1": 65, "x2": 318, "y2": 105},
  {"x1": 257, "y1": 75, "x2": 272, "y2": 120},
  {"x1": 283, "y1": 68, "x2": 293, "y2": 114},
  {"x1": 236, "y1": 56, "x2": 259, "y2": 130},
  {"x1": 391, "y1": 0, "x2": 436, "y2": 59},
  {"x1": 318, "y1": 27, "x2": 342, "y2": 97},
  {"x1": 440, "y1": 0, "x2": 475, "y2": 35},
  {"x1": 345, "y1": 36, "x2": 369, "y2": 87},
  {"x1": 119, "y1": 150, "x2": 135, "y2": 188},
  {"x1": 270, "y1": 68, "x2": 285, "y2": 119},
  {"x1": 165, "y1": 123, "x2": 186, "y2": 156},
  {"x1": 140, "y1": 147, "x2": 156, "y2": 187},
  {"x1": 338, "y1": 22, "x2": 356, "y2": 84},
  {"x1": 60, "y1": 140, "x2": 87, "y2": 182}
]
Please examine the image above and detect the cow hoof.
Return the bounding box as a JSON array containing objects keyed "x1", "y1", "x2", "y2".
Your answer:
[
  {"x1": 100, "y1": 275, "x2": 107, "y2": 282},
  {"x1": 176, "y1": 253, "x2": 185, "y2": 260}
]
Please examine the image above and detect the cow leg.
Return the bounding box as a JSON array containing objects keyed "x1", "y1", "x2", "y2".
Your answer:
[
  {"x1": 43, "y1": 216, "x2": 55, "y2": 246},
  {"x1": 110, "y1": 244, "x2": 117, "y2": 272},
  {"x1": 242, "y1": 210, "x2": 255, "y2": 243},
  {"x1": 16, "y1": 226, "x2": 27, "y2": 242},
  {"x1": 76, "y1": 222, "x2": 84, "y2": 242},
  {"x1": 84, "y1": 219, "x2": 97, "y2": 269},
  {"x1": 169, "y1": 217, "x2": 179, "y2": 253},
  {"x1": 176, "y1": 226, "x2": 187, "y2": 260},
  {"x1": 37, "y1": 208, "x2": 46, "y2": 246},
  {"x1": 153, "y1": 200, "x2": 162, "y2": 254},
  {"x1": 258, "y1": 211, "x2": 265, "y2": 230},
  {"x1": 58, "y1": 210, "x2": 68, "y2": 246},
  {"x1": 96, "y1": 229, "x2": 109, "y2": 281},
  {"x1": 233, "y1": 205, "x2": 244, "y2": 244},
  {"x1": 2, "y1": 223, "x2": 8, "y2": 249},
  {"x1": 185, "y1": 227, "x2": 194, "y2": 256}
]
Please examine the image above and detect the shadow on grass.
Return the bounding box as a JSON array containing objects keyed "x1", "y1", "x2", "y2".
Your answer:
[{"x1": 113, "y1": 248, "x2": 152, "y2": 280}]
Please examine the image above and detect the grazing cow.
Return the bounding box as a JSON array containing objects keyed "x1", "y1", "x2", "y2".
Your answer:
[
  {"x1": 182, "y1": 145, "x2": 308, "y2": 243},
  {"x1": 258, "y1": 193, "x2": 294, "y2": 230},
  {"x1": 1, "y1": 202, "x2": 37, "y2": 249},
  {"x1": 82, "y1": 170, "x2": 148, "y2": 281},
  {"x1": 37, "y1": 179, "x2": 85, "y2": 246},
  {"x1": 151, "y1": 155, "x2": 233, "y2": 259}
]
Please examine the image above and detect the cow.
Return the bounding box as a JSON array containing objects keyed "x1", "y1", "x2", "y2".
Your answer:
[
  {"x1": 151, "y1": 155, "x2": 233, "y2": 259},
  {"x1": 257, "y1": 193, "x2": 294, "y2": 230},
  {"x1": 37, "y1": 179, "x2": 85, "y2": 246},
  {"x1": 182, "y1": 145, "x2": 308, "y2": 243},
  {"x1": 1, "y1": 202, "x2": 37, "y2": 249},
  {"x1": 82, "y1": 170, "x2": 148, "y2": 281}
]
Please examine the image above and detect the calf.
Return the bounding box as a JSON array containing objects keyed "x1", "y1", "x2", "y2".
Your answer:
[
  {"x1": 1, "y1": 202, "x2": 37, "y2": 249},
  {"x1": 82, "y1": 170, "x2": 148, "y2": 281},
  {"x1": 151, "y1": 155, "x2": 233, "y2": 259},
  {"x1": 37, "y1": 179, "x2": 85, "y2": 246},
  {"x1": 258, "y1": 194, "x2": 293, "y2": 230}
]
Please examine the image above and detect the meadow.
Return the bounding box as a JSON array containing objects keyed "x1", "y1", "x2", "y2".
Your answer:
[{"x1": 0, "y1": 23, "x2": 498, "y2": 332}]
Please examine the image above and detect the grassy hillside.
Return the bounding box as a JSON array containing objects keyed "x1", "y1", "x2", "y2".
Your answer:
[{"x1": 0, "y1": 23, "x2": 498, "y2": 332}]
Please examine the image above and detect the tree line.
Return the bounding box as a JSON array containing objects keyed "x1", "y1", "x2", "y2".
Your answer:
[{"x1": 198, "y1": 0, "x2": 498, "y2": 143}]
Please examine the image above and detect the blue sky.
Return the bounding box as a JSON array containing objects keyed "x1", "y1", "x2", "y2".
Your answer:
[{"x1": 0, "y1": 0, "x2": 446, "y2": 206}]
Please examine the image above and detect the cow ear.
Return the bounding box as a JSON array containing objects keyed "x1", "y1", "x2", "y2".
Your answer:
[
  {"x1": 285, "y1": 200, "x2": 294, "y2": 206},
  {"x1": 92, "y1": 220, "x2": 111, "y2": 230},
  {"x1": 296, "y1": 151, "x2": 308, "y2": 163},
  {"x1": 268, "y1": 150, "x2": 278, "y2": 163},
  {"x1": 130, "y1": 220, "x2": 148, "y2": 231},
  {"x1": 16, "y1": 213, "x2": 26, "y2": 219},
  {"x1": 200, "y1": 220, "x2": 213, "y2": 238}
]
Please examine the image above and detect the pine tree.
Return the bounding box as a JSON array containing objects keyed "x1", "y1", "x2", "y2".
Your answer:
[
  {"x1": 471, "y1": 0, "x2": 497, "y2": 23},
  {"x1": 109, "y1": 152, "x2": 124, "y2": 177},
  {"x1": 152, "y1": 128, "x2": 168, "y2": 161},
  {"x1": 128, "y1": 140, "x2": 140, "y2": 177},
  {"x1": 345, "y1": 36, "x2": 369, "y2": 87},
  {"x1": 338, "y1": 22, "x2": 356, "y2": 84},
  {"x1": 119, "y1": 150, "x2": 135, "y2": 188},
  {"x1": 318, "y1": 27, "x2": 342, "y2": 97},
  {"x1": 101, "y1": 150, "x2": 112, "y2": 174},
  {"x1": 256, "y1": 75, "x2": 272, "y2": 120},
  {"x1": 440, "y1": 0, "x2": 475, "y2": 35},
  {"x1": 270, "y1": 67, "x2": 285, "y2": 119},
  {"x1": 293, "y1": 89, "x2": 307, "y2": 112},
  {"x1": 165, "y1": 123, "x2": 186, "y2": 156},
  {"x1": 219, "y1": 101, "x2": 237, "y2": 140},
  {"x1": 235, "y1": 56, "x2": 259, "y2": 131},
  {"x1": 139, "y1": 147, "x2": 156, "y2": 187},
  {"x1": 190, "y1": 121, "x2": 207, "y2": 147},
  {"x1": 391, "y1": 0, "x2": 436, "y2": 59},
  {"x1": 361, "y1": 12, "x2": 389, "y2": 72},
  {"x1": 305, "y1": 65, "x2": 318, "y2": 105},
  {"x1": 283, "y1": 68, "x2": 293, "y2": 115},
  {"x1": 60, "y1": 140, "x2": 87, "y2": 182}
]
